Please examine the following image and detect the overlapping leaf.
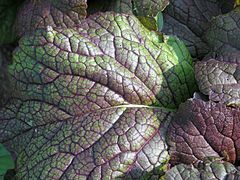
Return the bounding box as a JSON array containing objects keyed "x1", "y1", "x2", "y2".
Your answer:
[
  {"x1": 14, "y1": 0, "x2": 87, "y2": 37},
  {"x1": 205, "y1": 6, "x2": 240, "y2": 63},
  {"x1": 162, "y1": 0, "x2": 235, "y2": 59},
  {"x1": 195, "y1": 59, "x2": 239, "y2": 95},
  {"x1": 0, "y1": 13, "x2": 197, "y2": 178},
  {"x1": 132, "y1": 0, "x2": 169, "y2": 16},
  {"x1": 87, "y1": 0, "x2": 133, "y2": 15},
  {"x1": 195, "y1": 59, "x2": 240, "y2": 106},
  {"x1": 167, "y1": 99, "x2": 240, "y2": 166},
  {"x1": 210, "y1": 84, "x2": 240, "y2": 107},
  {"x1": 164, "y1": 158, "x2": 239, "y2": 180},
  {"x1": 88, "y1": 0, "x2": 169, "y2": 17},
  {"x1": 87, "y1": 0, "x2": 169, "y2": 31}
]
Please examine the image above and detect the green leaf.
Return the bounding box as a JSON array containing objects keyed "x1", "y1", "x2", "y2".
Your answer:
[
  {"x1": 132, "y1": 0, "x2": 169, "y2": 16},
  {"x1": 155, "y1": 11, "x2": 164, "y2": 32},
  {"x1": 0, "y1": 144, "x2": 14, "y2": 177},
  {"x1": 137, "y1": 16, "x2": 158, "y2": 31},
  {"x1": 138, "y1": 11, "x2": 165, "y2": 32}
]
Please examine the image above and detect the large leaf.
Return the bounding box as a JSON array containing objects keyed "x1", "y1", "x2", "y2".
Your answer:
[
  {"x1": 0, "y1": 13, "x2": 196, "y2": 179},
  {"x1": 167, "y1": 99, "x2": 240, "y2": 165},
  {"x1": 14, "y1": 0, "x2": 87, "y2": 37},
  {"x1": 204, "y1": 6, "x2": 240, "y2": 63},
  {"x1": 164, "y1": 158, "x2": 239, "y2": 180},
  {"x1": 162, "y1": 0, "x2": 235, "y2": 59}
]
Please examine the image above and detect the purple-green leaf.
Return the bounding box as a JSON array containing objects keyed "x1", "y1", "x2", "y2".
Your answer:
[
  {"x1": 14, "y1": 0, "x2": 87, "y2": 37},
  {"x1": 210, "y1": 84, "x2": 240, "y2": 107},
  {"x1": 195, "y1": 59, "x2": 240, "y2": 106},
  {"x1": 167, "y1": 99, "x2": 240, "y2": 165},
  {"x1": 0, "y1": 12, "x2": 197, "y2": 178}
]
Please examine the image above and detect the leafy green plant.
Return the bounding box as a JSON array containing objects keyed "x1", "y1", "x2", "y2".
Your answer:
[{"x1": 0, "y1": 0, "x2": 240, "y2": 179}]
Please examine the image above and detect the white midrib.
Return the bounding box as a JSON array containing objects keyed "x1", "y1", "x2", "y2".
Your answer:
[{"x1": 102, "y1": 104, "x2": 177, "y2": 112}]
